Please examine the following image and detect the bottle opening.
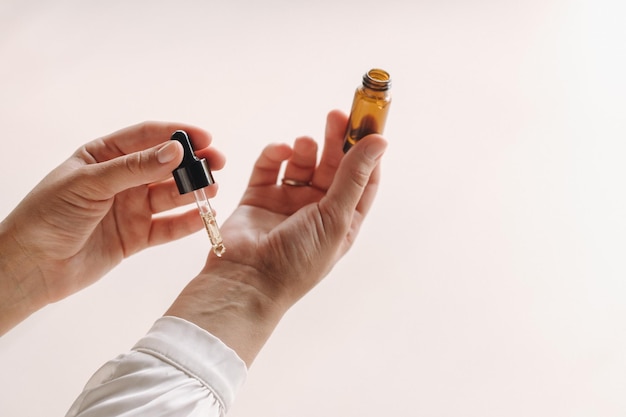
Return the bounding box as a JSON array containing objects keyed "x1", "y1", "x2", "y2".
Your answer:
[{"x1": 363, "y1": 68, "x2": 391, "y2": 91}]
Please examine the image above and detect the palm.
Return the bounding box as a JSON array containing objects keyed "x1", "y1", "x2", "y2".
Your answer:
[
  {"x1": 215, "y1": 123, "x2": 356, "y2": 297},
  {"x1": 202, "y1": 111, "x2": 383, "y2": 305}
]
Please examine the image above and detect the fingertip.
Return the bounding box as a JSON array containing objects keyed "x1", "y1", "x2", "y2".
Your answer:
[
  {"x1": 326, "y1": 110, "x2": 349, "y2": 138},
  {"x1": 328, "y1": 134, "x2": 386, "y2": 201},
  {"x1": 293, "y1": 136, "x2": 318, "y2": 153},
  {"x1": 360, "y1": 134, "x2": 388, "y2": 161},
  {"x1": 157, "y1": 140, "x2": 184, "y2": 165},
  {"x1": 327, "y1": 109, "x2": 348, "y2": 123},
  {"x1": 204, "y1": 182, "x2": 219, "y2": 198},
  {"x1": 264, "y1": 142, "x2": 293, "y2": 161},
  {"x1": 195, "y1": 147, "x2": 227, "y2": 171},
  {"x1": 172, "y1": 124, "x2": 213, "y2": 149},
  {"x1": 247, "y1": 143, "x2": 293, "y2": 187}
]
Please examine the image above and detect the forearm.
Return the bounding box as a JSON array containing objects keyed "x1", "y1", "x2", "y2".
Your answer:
[
  {"x1": 0, "y1": 219, "x2": 47, "y2": 335},
  {"x1": 165, "y1": 260, "x2": 287, "y2": 367}
]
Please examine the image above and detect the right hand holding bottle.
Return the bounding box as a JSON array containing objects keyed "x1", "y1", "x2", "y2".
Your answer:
[
  {"x1": 217, "y1": 109, "x2": 387, "y2": 306},
  {"x1": 166, "y1": 110, "x2": 387, "y2": 366}
]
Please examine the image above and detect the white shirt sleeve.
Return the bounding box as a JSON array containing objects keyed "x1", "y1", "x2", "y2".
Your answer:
[{"x1": 65, "y1": 316, "x2": 248, "y2": 417}]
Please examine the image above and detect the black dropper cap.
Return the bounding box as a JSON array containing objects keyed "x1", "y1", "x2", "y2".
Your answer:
[{"x1": 170, "y1": 130, "x2": 214, "y2": 195}]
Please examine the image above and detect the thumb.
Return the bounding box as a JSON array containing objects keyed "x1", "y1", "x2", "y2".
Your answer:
[
  {"x1": 86, "y1": 140, "x2": 184, "y2": 197},
  {"x1": 323, "y1": 134, "x2": 387, "y2": 225}
]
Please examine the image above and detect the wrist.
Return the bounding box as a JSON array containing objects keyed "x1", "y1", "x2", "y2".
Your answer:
[
  {"x1": 0, "y1": 218, "x2": 49, "y2": 335},
  {"x1": 164, "y1": 261, "x2": 287, "y2": 367}
]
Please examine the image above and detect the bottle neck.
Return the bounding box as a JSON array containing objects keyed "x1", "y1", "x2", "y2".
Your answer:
[{"x1": 362, "y1": 69, "x2": 391, "y2": 91}]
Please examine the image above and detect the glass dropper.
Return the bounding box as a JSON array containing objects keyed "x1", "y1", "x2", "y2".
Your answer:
[
  {"x1": 170, "y1": 130, "x2": 226, "y2": 257},
  {"x1": 193, "y1": 187, "x2": 226, "y2": 257}
]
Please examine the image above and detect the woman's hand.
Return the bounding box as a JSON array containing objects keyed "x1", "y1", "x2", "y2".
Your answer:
[
  {"x1": 220, "y1": 109, "x2": 385, "y2": 305},
  {"x1": 167, "y1": 110, "x2": 387, "y2": 365},
  {"x1": 0, "y1": 122, "x2": 224, "y2": 333}
]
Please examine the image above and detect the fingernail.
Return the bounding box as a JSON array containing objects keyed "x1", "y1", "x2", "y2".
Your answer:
[
  {"x1": 157, "y1": 141, "x2": 179, "y2": 164},
  {"x1": 364, "y1": 140, "x2": 387, "y2": 160}
]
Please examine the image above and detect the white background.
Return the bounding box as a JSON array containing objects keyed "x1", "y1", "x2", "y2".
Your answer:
[{"x1": 1, "y1": 1, "x2": 626, "y2": 416}]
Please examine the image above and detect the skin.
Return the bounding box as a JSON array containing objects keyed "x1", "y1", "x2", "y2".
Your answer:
[
  {"x1": 0, "y1": 111, "x2": 387, "y2": 370},
  {"x1": 166, "y1": 110, "x2": 387, "y2": 366},
  {"x1": 0, "y1": 122, "x2": 224, "y2": 335}
]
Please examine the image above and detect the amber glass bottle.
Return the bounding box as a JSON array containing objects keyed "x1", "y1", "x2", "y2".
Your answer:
[{"x1": 342, "y1": 68, "x2": 392, "y2": 153}]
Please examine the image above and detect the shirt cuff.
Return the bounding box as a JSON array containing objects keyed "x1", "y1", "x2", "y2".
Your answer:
[{"x1": 132, "y1": 316, "x2": 247, "y2": 413}]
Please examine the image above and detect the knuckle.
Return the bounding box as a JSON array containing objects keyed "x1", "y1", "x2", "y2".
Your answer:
[
  {"x1": 349, "y1": 165, "x2": 371, "y2": 189},
  {"x1": 136, "y1": 121, "x2": 152, "y2": 137},
  {"x1": 131, "y1": 120, "x2": 160, "y2": 143},
  {"x1": 124, "y1": 151, "x2": 145, "y2": 176}
]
